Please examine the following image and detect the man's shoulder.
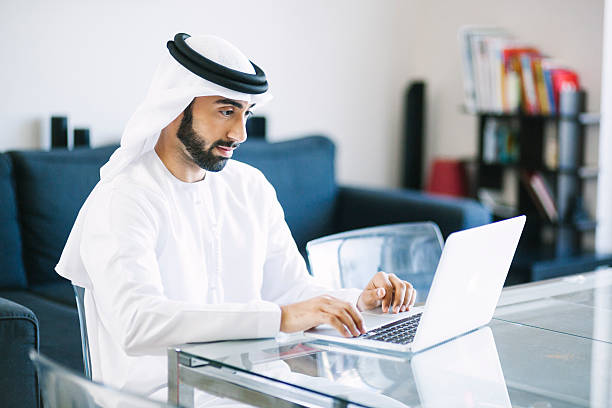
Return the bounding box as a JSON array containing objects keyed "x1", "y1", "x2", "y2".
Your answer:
[
  {"x1": 91, "y1": 152, "x2": 166, "y2": 211},
  {"x1": 112, "y1": 151, "x2": 164, "y2": 191}
]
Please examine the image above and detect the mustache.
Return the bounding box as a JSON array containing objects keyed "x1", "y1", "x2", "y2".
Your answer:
[{"x1": 212, "y1": 140, "x2": 241, "y2": 149}]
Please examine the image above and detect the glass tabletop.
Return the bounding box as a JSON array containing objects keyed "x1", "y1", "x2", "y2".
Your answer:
[
  {"x1": 179, "y1": 318, "x2": 612, "y2": 407},
  {"x1": 494, "y1": 267, "x2": 612, "y2": 343},
  {"x1": 174, "y1": 269, "x2": 612, "y2": 407}
]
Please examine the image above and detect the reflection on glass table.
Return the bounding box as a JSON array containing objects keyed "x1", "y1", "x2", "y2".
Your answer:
[
  {"x1": 247, "y1": 327, "x2": 509, "y2": 407},
  {"x1": 495, "y1": 268, "x2": 612, "y2": 343},
  {"x1": 176, "y1": 326, "x2": 510, "y2": 408},
  {"x1": 173, "y1": 316, "x2": 612, "y2": 407}
]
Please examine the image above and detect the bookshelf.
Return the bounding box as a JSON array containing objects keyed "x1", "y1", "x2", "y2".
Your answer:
[
  {"x1": 458, "y1": 26, "x2": 612, "y2": 282},
  {"x1": 471, "y1": 90, "x2": 612, "y2": 283}
]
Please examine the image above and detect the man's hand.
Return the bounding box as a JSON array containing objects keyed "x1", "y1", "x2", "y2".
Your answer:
[
  {"x1": 357, "y1": 271, "x2": 416, "y2": 313},
  {"x1": 280, "y1": 295, "x2": 366, "y2": 338}
]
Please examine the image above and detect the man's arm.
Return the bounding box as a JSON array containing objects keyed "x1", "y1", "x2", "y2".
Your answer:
[
  {"x1": 258, "y1": 179, "x2": 360, "y2": 303},
  {"x1": 80, "y1": 185, "x2": 281, "y2": 355},
  {"x1": 258, "y1": 180, "x2": 416, "y2": 337}
]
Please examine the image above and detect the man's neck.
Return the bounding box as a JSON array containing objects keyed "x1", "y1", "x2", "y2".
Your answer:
[{"x1": 154, "y1": 140, "x2": 206, "y2": 183}]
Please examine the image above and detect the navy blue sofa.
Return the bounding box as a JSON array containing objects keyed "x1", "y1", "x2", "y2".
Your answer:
[{"x1": 0, "y1": 135, "x2": 491, "y2": 407}]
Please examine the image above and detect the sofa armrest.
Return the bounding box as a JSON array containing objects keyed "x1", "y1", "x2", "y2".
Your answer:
[
  {"x1": 0, "y1": 296, "x2": 40, "y2": 408},
  {"x1": 336, "y1": 186, "x2": 492, "y2": 238}
]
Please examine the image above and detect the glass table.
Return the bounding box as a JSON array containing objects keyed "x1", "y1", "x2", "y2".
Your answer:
[
  {"x1": 495, "y1": 267, "x2": 612, "y2": 344},
  {"x1": 168, "y1": 268, "x2": 612, "y2": 407}
]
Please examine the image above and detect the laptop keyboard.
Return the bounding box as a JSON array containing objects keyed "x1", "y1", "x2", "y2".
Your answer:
[{"x1": 360, "y1": 312, "x2": 422, "y2": 345}]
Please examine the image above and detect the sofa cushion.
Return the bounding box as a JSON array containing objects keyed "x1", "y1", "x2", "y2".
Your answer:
[
  {"x1": 0, "y1": 290, "x2": 83, "y2": 372},
  {"x1": 9, "y1": 146, "x2": 118, "y2": 286},
  {"x1": 234, "y1": 136, "x2": 338, "y2": 251},
  {"x1": 0, "y1": 296, "x2": 39, "y2": 408},
  {"x1": 0, "y1": 153, "x2": 27, "y2": 288}
]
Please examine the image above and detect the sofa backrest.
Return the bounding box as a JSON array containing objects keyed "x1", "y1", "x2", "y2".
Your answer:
[
  {"x1": 233, "y1": 136, "x2": 338, "y2": 252},
  {"x1": 6, "y1": 136, "x2": 336, "y2": 287},
  {"x1": 0, "y1": 153, "x2": 27, "y2": 288},
  {"x1": 9, "y1": 146, "x2": 118, "y2": 286}
]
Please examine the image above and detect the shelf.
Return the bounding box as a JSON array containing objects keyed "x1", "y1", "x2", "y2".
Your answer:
[
  {"x1": 578, "y1": 112, "x2": 601, "y2": 125},
  {"x1": 461, "y1": 106, "x2": 600, "y2": 125},
  {"x1": 552, "y1": 219, "x2": 597, "y2": 232},
  {"x1": 471, "y1": 90, "x2": 597, "y2": 282},
  {"x1": 489, "y1": 205, "x2": 597, "y2": 231},
  {"x1": 519, "y1": 213, "x2": 596, "y2": 231},
  {"x1": 478, "y1": 162, "x2": 598, "y2": 179}
]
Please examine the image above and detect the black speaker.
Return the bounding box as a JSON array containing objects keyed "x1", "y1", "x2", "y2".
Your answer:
[
  {"x1": 402, "y1": 81, "x2": 426, "y2": 190},
  {"x1": 74, "y1": 128, "x2": 90, "y2": 148},
  {"x1": 51, "y1": 116, "x2": 68, "y2": 149},
  {"x1": 246, "y1": 116, "x2": 267, "y2": 140}
]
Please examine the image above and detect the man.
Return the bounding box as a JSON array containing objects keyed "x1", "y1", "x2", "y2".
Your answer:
[{"x1": 57, "y1": 33, "x2": 416, "y2": 403}]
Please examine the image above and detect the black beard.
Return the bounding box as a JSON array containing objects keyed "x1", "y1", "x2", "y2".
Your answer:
[{"x1": 176, "y1": 104, "x2": 239, "y2": 172}]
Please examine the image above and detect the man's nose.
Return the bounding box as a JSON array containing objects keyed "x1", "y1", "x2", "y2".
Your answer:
[{"x1": 228, "y1": 117, "x2": 248, "y2": 144}]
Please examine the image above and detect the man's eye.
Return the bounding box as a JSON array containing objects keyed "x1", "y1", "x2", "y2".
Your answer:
[
  {"x1": 220, "y1": 110, "x2": 233, "y2": 117},
  {"x1": 245, "y1": 111, "x2": 253, "y2": 119}
]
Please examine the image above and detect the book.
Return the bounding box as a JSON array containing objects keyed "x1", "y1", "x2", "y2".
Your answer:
[
  {"x1": 458, "y1": 26, "x2": 511, "y2": 112},
  {"x1": 532, "y1": 57, "x2": 550, "y2": 114},
  {"x1": 478, "y1": 188, "x2": 518, "y2": 219},
  {"x1": 542, "y1": 61, "x2": 557, "y2": 113},
  {"x1": 482, "y1": 118, "x2": 519, "y2": 164},
  {"x1": 520, "y1": 170, "x2": 558, "y2": 222},
  {"x1": 502, "y1": 46, "x2": 540, "y2": 113},
  {"x1": 520, "y1": 53, "x2": 540, "y2": 114},
  {"x1": 488, "y1": 37, "x2": 507, "y2": 112},
  {"x1": 458, "y1": 27, "x2": 478, "y2": 112},
  {"x1": 459, "y1": 27, "x2": 581, "y2": 115}
]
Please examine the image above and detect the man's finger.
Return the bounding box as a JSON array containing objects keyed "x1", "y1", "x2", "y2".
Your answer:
[
  {"x1": 345, "y1": 303, "x2": 366, "y2": 334},
  {"x1": 401, "y1": 283, "x2": 412, "y2": 312},
  {"x1": 388, "y1": 274, "x2": 406, "y2": 313},
  {"x1": 338, "y1": 309, "x2": 361, "y2": 337},
  {"x1": 377, "y1": 273, "x2": 394, "y2": 313},
  {"x1": 409, "y1": 288, "x2": 417, "y2": 308},
  {"x1": 360, "y1": 287, "x2": 385, "y2": 310},
  {"x1": 328, "y1": 316, "x2": 351, "y2": 338}
]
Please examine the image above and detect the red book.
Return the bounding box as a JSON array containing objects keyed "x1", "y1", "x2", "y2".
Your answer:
[
  {"x1": 550, "y1": 69, "x2": 580, "y2": 111},
  {"x1": 520, "y1": 170, "x2": 558, "y2": 221}
]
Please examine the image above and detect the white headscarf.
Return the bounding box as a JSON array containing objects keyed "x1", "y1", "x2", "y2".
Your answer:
[
  {"x1": 56, "y1": 34, "x2": 272, "y2": 288},
  {"x1": 102, "y1": 34, "x2": 272, "y2": 180}
]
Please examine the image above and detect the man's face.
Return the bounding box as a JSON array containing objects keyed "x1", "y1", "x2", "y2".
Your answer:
[{"x1": 176, "y1": 96, "x2": 253, "y2": 172}]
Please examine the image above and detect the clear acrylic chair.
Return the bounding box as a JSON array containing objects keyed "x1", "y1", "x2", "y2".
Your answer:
[
  {"x1": 73, "y1": 284, "x2": 92, "y2": 379},
  {"x1": 306, "y1": 222, "x2": 443, "y2": 303},
  {"x1": 29, "y1": 350, "x2": 177, "y2": 408}
]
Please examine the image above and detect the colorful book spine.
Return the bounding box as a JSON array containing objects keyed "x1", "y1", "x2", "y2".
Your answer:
[
  {"x1": 532, "y1": 58, "x2": 550, "y2": 114},
  {"x1": 543, "y1": 67, "x2": 556, "y2": 114},
  {"x1": 520, "y1": 53, "x2": 539, "y2": 114},
  {"x1": 459, "y1": 26, "x2": 581, "y2": 116},
  {"x1": 520, "y1": 170, "x2": 558, "y2": 222}
]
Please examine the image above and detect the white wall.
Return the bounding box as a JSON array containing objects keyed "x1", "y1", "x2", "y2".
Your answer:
[
  {"x1": 0, "y1": 0, "x2": 413, "y2": 187},
  {"x1": 396, "y1": 0, "x2": 604, "y2": 182},
  {"x1": 0, "y1": 0, "x2": 604, "y2": 190}
]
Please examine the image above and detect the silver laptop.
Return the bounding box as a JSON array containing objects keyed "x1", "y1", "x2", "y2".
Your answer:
[{"x1": 305, "y1": 215, "x2": 526, "y2": 353}]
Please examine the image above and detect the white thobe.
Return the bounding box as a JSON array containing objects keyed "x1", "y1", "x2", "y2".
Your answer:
[{"x1": 78, "y1": 150, "x2": 360, "y2": 402}]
